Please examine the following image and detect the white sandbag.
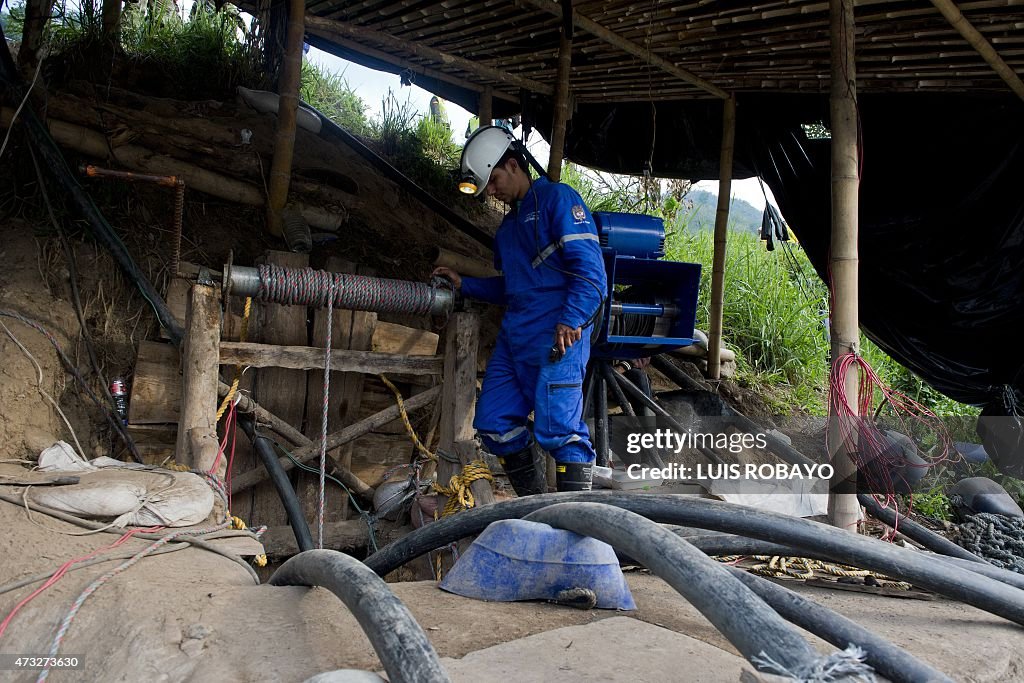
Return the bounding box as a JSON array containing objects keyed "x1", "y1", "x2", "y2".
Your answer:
[
  {"x1": 37, "y1": 441, "x2": 93, "y2": 472},
  {"x1": 237, "y1": 86, "x2": 323, "y2": 134},
  {"x1": 29, "y1": 461, "x2": 214, "y2": 527}
]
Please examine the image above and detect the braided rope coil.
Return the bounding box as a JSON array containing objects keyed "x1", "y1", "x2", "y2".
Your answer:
[{"x1": 256, "y1": 264, "x2": 444, "y2": 316}]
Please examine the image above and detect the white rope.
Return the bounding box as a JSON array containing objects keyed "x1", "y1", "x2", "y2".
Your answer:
[{"x1": 318, "y1": 276, "x2": 336, "y2": 549}]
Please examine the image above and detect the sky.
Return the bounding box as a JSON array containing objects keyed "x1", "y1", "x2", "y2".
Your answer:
[{"x1": 306, "y1": 45, "x2": 778, "y2": 211}]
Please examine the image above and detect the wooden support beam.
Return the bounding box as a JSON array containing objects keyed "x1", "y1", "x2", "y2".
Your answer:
[
  {"x1": 928, "y1": 0, "x2": 1024, "y2": 101},
  {"x1": 176, "y1": 284, "x2": 222, "y2": 475},
  {"x1": 307, "y1": 29, "x2": 519, "y2": 103},
  {"x1": 304, "y1": 15, "x2": 554, "y2": 96},
  {"x1": 521, "y1": 0, "x2": 728, "y2": 99},
  {"x1": 230, "y1": 384, "x2": 441, "y2": 494},
  {"x1": 266, "y1": 0, "x2": 305, "y2": 236},
  {"x1": 707, "y1": 96, "x2": 736, "y2": 381},
  {"x1": 827, "y1": 0, "x2": 862, "y2": 532},
  {"x1": 219, "y1": 342, "x2": 443, "y2": 375},
  {"x1": 435, "y1": 312, "x2": 480, "y2": 514},
  {"x1": 478, "y1": 86, "x2": 494, "y2": 124},
  {"x1": 547, "y1": 1, "x2": 573, "y2": 182}
]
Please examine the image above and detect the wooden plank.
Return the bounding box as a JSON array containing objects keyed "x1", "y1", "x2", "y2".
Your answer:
[
  {"x1": 128, "y1": 340, "x2": 181, "y2": 425},
  {"x1": 126, "y1": 424, "x2": 177, "y2": 466},
  {"x1": 219, "y1": 342, "x2": 443, "y2": 375},
  {"x1": 260, "y1": 519, "x2": 371, "y2": 559},
  {"x1": 435, "y1": 311, "x2": 479, "y2": 516},
  {"x1": 371, "y1": 321, "x2": 439, "y2": 356},
  {"x1": 251, "y1": 251, "x2": 308, "y2": 530},
  {"x1": 350, "y1": 432, "x2": 417, "y2": 486},
  {"x1": 175, "y1": 283, "x2": 221, "y2": 474}
]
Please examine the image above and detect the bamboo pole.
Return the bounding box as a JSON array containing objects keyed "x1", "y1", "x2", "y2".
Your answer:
[
  {"x1": 928, "y1": 0, "x2": 1024, "y2": 101},
  {"x1": 304, "y1": 15, "x2": 554, "y2": 96},
  {"x1": 706, "y1": 95, "x2": 736, "y2": 381},
  {"x1": 101, "y1": 0, "x2": 121, "y2": 43},
  {"x1": 266, "y1": 0, "x2": 305, "y2": 237},
  {"x1": 478, "y1": 86, "x2": 494, "y2": 127},
  {"x1": 520, "y1": 0, "x2": 728, "y2": 99},
  {"x1": 547, "y1": 1, "x2": 574, "y2": 182},
  {"x1": 827, "y1": 0, "x2": 862, "y2": 532}
]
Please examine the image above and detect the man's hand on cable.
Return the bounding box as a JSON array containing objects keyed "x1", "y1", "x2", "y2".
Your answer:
[
  {"x1": 554, "y1": 323, "x2": 582, "y2": 355},
  {"x1": 431, "y1": 266, "x2": 462, "y2": 290}
]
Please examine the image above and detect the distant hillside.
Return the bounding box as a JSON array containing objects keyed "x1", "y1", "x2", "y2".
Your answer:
[{"x1": 675, "y1": 189, "x2": 762, "y2": 235}]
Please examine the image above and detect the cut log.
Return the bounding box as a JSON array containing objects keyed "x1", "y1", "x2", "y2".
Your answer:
[
  {"x1": 261, "y1": 519, "x2": 371, "y2": 559},
  {"x1": 176, "y1": 284, "x2": 221, "y2": 474}
]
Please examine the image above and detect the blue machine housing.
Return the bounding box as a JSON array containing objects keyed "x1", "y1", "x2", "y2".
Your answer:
[{"x1": 591, "y1": 212, "x2": 701, "y2": 360}]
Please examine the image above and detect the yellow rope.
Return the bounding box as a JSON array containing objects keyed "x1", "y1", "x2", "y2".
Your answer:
[
  {"x1": 379, "y1": 373, "x2": 437, "y2": 462},
  {"x1": 722, "y1": 555, "x2": 911, "y2": 588},
  {"x1": 433, "y1": 460, "x2": 494, "y2": 517},
  {"x1": 216, "y1": 297, "x2": 252, "y2": 422}
]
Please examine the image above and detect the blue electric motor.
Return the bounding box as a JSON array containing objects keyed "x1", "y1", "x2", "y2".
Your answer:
[{"x1": 591, "y1": 211, "x2": 701, "y2": 360}]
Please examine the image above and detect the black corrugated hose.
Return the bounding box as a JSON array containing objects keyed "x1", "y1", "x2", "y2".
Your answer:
[
  {"x1": 523, "y1": 502, "x2": 873, "y2": 679},
  {"x1": 270, "y1": 550, "x2": 450, "y2": 683},
  {"x1": 363, "y1": 492, "x2": 1024, "y2": 627},
  {"x1": 239, "y1": 416, "x2": 314, "y2": 553}
]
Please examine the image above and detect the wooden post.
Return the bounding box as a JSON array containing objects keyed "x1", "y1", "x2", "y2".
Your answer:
[
  {"x1": 16, "y1": 0, "x2": 56, "y2": 74},
  {"x1": 827, "y1": 0, "x2": 862, "y2": 532},
  {"x1": 547, "y1": 1, "x2": 574, "y2": 182},
  {"x1": 455, "y1": 440, "x2": 495, "y2": 507},
  {"x1": 101, "y1": 0, "x2": 121, "y2": 43},
  {"x1": 265, "y1": 0, "x2": 305, "y2": 237},
  {"x1": 176, "y1": 284, "x2": 222, "y2": 476},
  {"x1": 435, "y1": 312, "x2": 480, "y2": 513},
  {"x1": 707, "y1": 95, "x2": 737, "y2": 380},
  {"x1": 478, "y1": 87, "x2": 493, "y2": 128}
]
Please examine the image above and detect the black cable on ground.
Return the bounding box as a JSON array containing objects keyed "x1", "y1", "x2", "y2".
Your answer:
[
  {"x1": 363, "y1": 491, "x2": 1024, "y2": 627},
  {"x1": 523, "y1": 502, "x2": 826, "y2": 675},
  {"x1": 269, "y1": 550, "x2": 450, "y2": 683},
  {"x1": 857, "y1": 492, "x2": 984, "y2": 563},
  {"x1": 239, "y1": 416, "x2": 313, "y2": 553},
  {"x1": 722, "y1": 565, "x2": 953, "y2": 683},
  {"x1": 0, "y1": 37, "x2": 185, "y2": 346},
  {"x1": 26, "y1": 145, "x2": 143, "y2": 462}
]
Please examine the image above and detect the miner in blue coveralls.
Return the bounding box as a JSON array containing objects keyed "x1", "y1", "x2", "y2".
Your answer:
[{"x1": 432, "y1": 125, "x2": 607, "y2": 495}]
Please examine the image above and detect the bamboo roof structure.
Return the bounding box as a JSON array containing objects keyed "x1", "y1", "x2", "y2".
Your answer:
[{"x1": 239, "y1": 0, "x2": 1024, "y2": 107}]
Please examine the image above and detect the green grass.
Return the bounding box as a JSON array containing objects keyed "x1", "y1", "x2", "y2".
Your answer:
[{"x1": 300, "y1": 60, "x2": 370, "y2": 136}]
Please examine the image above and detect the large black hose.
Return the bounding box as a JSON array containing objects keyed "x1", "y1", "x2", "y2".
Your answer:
[
  {"x1": 858, "y1": 492, "x2": 984, "y2": 563},
  {"x1": 239, "y1": 416, "x2": 314, "y2": 553},
  {"x1": 722, "y1": 566, "x2": 953, "y2": 683},
  {"x1": 363, "y1": 491, "x2": 1024, "y2": 627},
  {"x1": 523, "y1": 502, "x2": 827, "y2": 675},
  {"x1": 270, "y1": 550, "x2": 450, "y2": 683}
]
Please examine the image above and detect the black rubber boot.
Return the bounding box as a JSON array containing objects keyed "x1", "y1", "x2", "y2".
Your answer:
[
  {"x1": 556, "y1": 461, "x2": 594, "y2": 492},
  {"x1": 498, "y1": 446, "x2": 547, "y2": 497}
]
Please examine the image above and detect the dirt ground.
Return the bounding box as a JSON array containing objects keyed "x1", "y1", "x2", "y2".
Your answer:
[{"x1": 1, "y1": 495, "x2": 1022, "y2": 682}]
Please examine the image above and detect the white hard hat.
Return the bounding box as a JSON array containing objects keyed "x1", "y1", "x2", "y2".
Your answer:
[{"x1": 459, "y1": 125, "x2": 517, "y2": 196}]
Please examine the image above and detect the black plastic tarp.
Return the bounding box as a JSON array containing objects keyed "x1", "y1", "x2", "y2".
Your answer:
[{"x1": 529, "y1": 93, "x2": 1024, "y2": 406}]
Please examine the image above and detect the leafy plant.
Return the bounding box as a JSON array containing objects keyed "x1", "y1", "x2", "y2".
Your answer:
[{"x1": 300, "y1": 60, "x2": 370, "y2": 136}]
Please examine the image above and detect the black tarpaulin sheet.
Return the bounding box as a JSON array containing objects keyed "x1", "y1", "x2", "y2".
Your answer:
[{"x1": 529, "y1": 93, "x2": 1024, "y2": 406}]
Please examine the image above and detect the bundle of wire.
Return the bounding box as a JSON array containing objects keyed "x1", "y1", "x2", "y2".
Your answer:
[{"x1": 828, "y1": 353, "x2": 957, "y2": 519}]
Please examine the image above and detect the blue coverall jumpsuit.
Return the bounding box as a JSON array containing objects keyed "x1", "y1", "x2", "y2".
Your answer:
[{"x1": 461, "y1": 177, "x2": 608, "y2": 464}]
